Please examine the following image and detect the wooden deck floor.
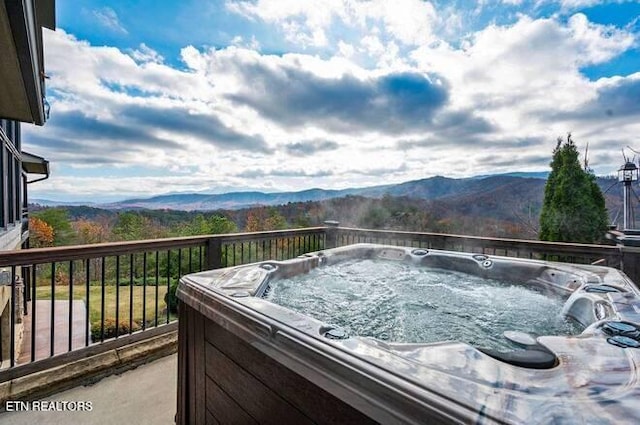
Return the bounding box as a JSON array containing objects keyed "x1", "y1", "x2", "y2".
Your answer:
[{"x1": 18, "y1": 300, "x2": 89, "y2": 364}]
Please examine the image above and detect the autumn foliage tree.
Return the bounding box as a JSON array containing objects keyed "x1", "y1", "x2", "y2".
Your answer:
[
  {"x1": 32, "y1": 208, "x2": 73, "y2": 245},
  {"x1": 245, "y1": 207, "x2": 288, "y2": 231},
  {"x1": 73, "y1": 219, "x2": 111, "y2": 244},
  {"x1": 29, "y1": 217, "x2": 54, "y2": 247}
]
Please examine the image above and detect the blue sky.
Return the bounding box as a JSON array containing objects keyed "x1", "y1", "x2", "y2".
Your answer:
[{"x1": 23, "y1": 0, "x2": 640, "y2": 202}]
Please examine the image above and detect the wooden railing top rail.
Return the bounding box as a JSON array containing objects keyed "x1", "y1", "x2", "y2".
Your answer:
[
  {"x1": 0, "y1": 227, "x2": 327, "y2": 267},
  {"x1": 215, "y1": 227, "x2": 326, "y2": 243},
  {"x1": 336, "y1": 227, "x2": 620, "y2": 256},
  {"x1": 0, "y1": 224, "x2": 623, "y2": 267}
]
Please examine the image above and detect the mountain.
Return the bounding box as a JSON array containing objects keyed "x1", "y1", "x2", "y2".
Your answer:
[
  {"x1": 37, "y1": 174, "x2": 623, "y2": 223},
  {"x1": 99, "y1": 188, "x2": 368, "y2": 211},
  {"x1": 33, "y1": 173, "x2": 627, "y2": 239},
  {"x1": 97, "y1": 175, "x2": 543, "y2": 211},
  {"x1": 31, "y1": 199, "x2": 99, "y2": 207},
  {"x1": 470, "y1": 171, "x2": 549, "y2": 180}
]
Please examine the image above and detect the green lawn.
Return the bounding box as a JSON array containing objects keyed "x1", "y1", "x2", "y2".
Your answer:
[{"x1": 35, "y1": 285, "x2": 173, "y2": 328}]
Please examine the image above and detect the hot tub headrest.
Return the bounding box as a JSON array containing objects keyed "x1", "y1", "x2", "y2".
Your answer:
[{"x1": 478, "y1": 346, "x2": 558, "y2": 369}]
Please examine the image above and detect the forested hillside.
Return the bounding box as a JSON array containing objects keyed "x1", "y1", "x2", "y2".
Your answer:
[{"x1": 28, "y1": 175, "x2": 623, "y2": 247}]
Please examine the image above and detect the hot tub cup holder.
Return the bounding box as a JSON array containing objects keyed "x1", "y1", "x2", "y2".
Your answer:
[
  {"x1": 473, "y1": 254, "x2": 488, "y2": 262},
  {"x1": 320, "y1": 325, "x2": 349, "y2": 340},
  {"x1": 260, "y1": 263, "x2": 278, "y2": 272},
  {"x1": 411, "y1": 249, "x2": 429, "y2": 256}
]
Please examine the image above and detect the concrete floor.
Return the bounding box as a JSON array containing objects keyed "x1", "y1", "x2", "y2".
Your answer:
[
  {"x1": 19, "y1": 300, "x2": 88, "y2": 364},
  {"x1": 1, "y1": 354, "x2": 177, "y2": 425}
]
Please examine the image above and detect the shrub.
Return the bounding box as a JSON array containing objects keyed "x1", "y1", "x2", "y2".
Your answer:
[
  {"x1": 91, "y1": 317, "x2": 141, "y2": 342},
  {"x1": 164, "y1": 279, "x2": 179, "y2": 314}
]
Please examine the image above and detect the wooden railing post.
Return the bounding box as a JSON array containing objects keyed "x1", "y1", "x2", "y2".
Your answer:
[
  {"x1": 206, "y1": 237, "x2": 223, "y2": 270},
  {"x1": 324, "y1": 221, "x2": 340, "y2": 249},
  {"x1": 620, "y1": 246, "x2": 640, "y2": 287}
]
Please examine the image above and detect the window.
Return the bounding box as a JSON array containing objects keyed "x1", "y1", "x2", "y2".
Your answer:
[
  {"x1": 7, "y1": 153, "x2": 14, "y2": 224},
  {"x1": 0, "y1": 144, "x2": 5, "y2": 228},
  {"x1": 0, "y1": 119, "x2": 23, "y2": 229}
]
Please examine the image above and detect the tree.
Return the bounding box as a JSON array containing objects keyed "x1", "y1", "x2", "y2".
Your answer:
[
  {"x1": 539, "y1": 135, "x2": 608, "y2": 243},
  {"x1": 29, "y1": 217, "x2": 54, "y2": 247},
  {"x1": 32, "y1": 208, "x2": 73, "y2": 245},
  {"x1": 113, "y1": 212, "x2": 165, "y2": 241},
  {"x1": 180, "y1": 214, "x2": 237, "y2": 236},
  {"x1": 73, "y1": 218, "x2": 111, "y2": 244},
  {"x1": 244, "y1": 207, "x2": 288, "y2": 231}
]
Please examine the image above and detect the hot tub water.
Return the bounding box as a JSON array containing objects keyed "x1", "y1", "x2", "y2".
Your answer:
[{"x1": 265, "y1": 258, "x2": 582, "y2": 350}]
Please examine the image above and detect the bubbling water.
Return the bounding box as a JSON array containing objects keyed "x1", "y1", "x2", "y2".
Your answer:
[{"x1": 265, "y1": 259, "x2": 582, "y2": 351}]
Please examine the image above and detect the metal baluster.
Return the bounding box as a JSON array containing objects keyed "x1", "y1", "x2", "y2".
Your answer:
[
  {"x1": 85, "y1": 259, "x2": 90, "y2": 347},
  {"x1": 129, "y1": 253, "x2": 134, "y2": 334},
  {"x1": 68, "y1": 261, "x2": 74, "y2": 352},
  {"x1": 31, "y1": 264, "x2": 37, "y2": 361},
  {"x1": 155, "y1": 251, "x2": 159, "y2": 327},
  {"x1": 100, "y1": 258, "x2": 106, "y2": 343},
  {"x1": 142, "y1": 252, "x2": 147, "y2": 331},
  {"x1": 50, "y1": 262, "x2": 55, "y2": 357},
  {"x1": 115, "y1": 256, "x2": 120, "y2": 338},
  {"x1": 166, "y1": 250, "x2": 171, "y2": 324}
]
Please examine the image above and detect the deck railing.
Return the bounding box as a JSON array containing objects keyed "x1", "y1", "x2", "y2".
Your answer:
[
  {"x1": 0, "y1": 227, "x2": 325, "y2": 371},
  {"x1": 329, "y1": 226, "x2": 622, "y2": 267},
  {"x1": 0, "y1": 224, "x2": 636, "y2": 375}
]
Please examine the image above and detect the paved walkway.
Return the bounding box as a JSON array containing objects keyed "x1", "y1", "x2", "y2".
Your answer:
[
  {"x1": 18, "y1": 300, "x2": 88, "y2": 364},
  {"x1": 1, "y1": 354, "x2": 177, "y2": 425}
]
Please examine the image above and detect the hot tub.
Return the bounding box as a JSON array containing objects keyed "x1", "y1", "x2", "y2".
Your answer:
[{"x1": 176, "y1": 243, "x2": 640, "y2": 424}]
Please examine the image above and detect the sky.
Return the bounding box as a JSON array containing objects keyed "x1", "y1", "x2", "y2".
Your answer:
[{"x1": 22, "y1": 0, "x2": 640, "y2": 202}]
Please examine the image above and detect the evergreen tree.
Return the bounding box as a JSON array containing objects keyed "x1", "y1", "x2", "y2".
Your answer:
[{"x1": 539, "y1": 135, "x2": 608, "y2": 243}]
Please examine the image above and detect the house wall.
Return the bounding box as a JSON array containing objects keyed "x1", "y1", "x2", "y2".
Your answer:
[{"x1": 0, "y1": 119, "x2": 25, "y2": 367}]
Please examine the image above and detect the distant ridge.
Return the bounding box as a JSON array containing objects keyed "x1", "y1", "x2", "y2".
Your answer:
[
  {"x1": 84, "y1": 174, "x2": 552, "y2": 211},
  {"x1": 32, "y1": 199, "x2": 99, "y2": 207},
  {"x1": 470, "y1": 171, "x2": 549, "y2": 180},
  {"x1": 30, "y1": 173, "x2": 623, "y2": 236}
]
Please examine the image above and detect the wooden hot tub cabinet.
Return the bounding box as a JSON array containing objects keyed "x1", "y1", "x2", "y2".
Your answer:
[{"x1": 176, "y1": 303, "x2": 378, "y2": 425}]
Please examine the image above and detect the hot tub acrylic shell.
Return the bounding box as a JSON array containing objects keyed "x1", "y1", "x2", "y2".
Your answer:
[{"x1": 176, "y1": 243, "x2": 640, "y2": 424}]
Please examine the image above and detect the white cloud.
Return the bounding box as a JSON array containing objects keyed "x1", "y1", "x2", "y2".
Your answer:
[
  {"x1": 360, "y1": 34, "x2": 385, "y2": 56},
  {"x1": 92, "y1": 7, "x2": 128, "y2": 35},
  {"x1": 567, "y1": 13, "x2": 635, "y2": 65},
  {"x1": 226, "y1": 0, "x2": 439, "y2": 47},
  {"x1": 129, "y1": 44, "x2": 164, "y2": 64},
  {"x1": 411, "y1": 14, "x2": 634, "y2": 118},
  {"x1": 24, "y1": 10, "x2": 640, "y2": 201},
  {"x1": 337, "y1": 40, "x2": 355, "y2": 57}
]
